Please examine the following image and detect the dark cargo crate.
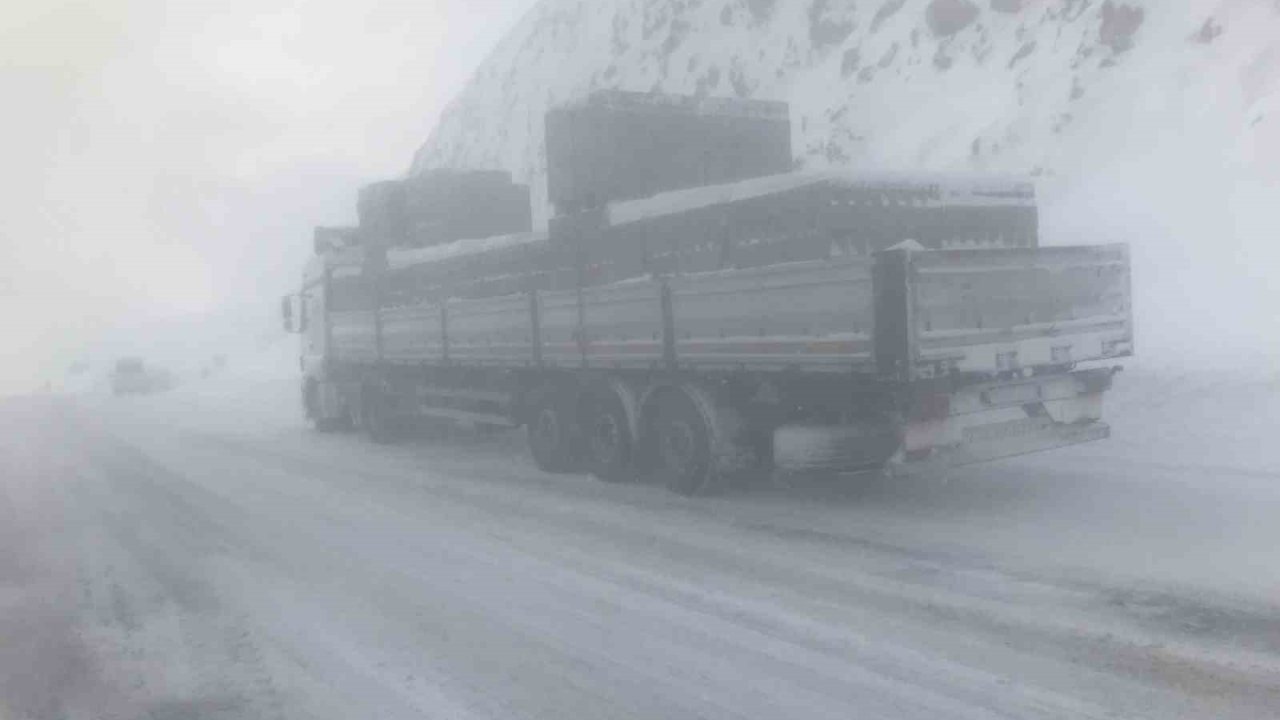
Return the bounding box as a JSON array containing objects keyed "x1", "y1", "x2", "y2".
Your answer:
[
  {"x1": 546, "y1": 91, "x2": 792, "y2": 214},
  {"x1": 357, "y1": 180, "x2": 409, "y2": 247},
  {"x1": 404, "y1": 174, "x2": 531, "y2": 246},
  {"x1": 359, "y1": 171, "x2": 533, "y2": 249}
]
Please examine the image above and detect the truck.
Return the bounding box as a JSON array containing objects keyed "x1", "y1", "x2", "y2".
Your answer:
[{"x1": 282, "y1": 96, "x2": 1132, "y2": 496}]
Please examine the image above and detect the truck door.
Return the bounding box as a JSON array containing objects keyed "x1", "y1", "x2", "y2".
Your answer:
[{"x1": 302, "y1": 277, "x2": 327, "y2": 377}]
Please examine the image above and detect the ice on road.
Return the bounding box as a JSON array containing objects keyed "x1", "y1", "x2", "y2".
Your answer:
[{"x1": 2, "y1": 365, "x2": 1280, "y2": 719}]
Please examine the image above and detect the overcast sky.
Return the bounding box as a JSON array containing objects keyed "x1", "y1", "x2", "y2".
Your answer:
[{"x1": 0, "y1": 0, "x2": 538, "y2": 394}]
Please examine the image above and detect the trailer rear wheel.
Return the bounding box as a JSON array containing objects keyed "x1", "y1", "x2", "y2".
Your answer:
[
  {"x1": 527, "y1": 391, "x2": 582, "y2": 473},
  {"x1": 585, "y1": 390, "x2": 635, "y2": 483},
  {"x1": 652, "y1": 390, "x2": 715, "y2": 496}
]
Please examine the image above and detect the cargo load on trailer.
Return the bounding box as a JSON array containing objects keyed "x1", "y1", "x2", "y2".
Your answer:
[
  {"x1": 546, "y1": 90, "x2": 793, "y2": 213},
  {"x1": 551, "y1": 169, "x2": 1040, "y2": 286},
  {"x1": 357, "y1": 170, "x2": 532, "y2": 248}
]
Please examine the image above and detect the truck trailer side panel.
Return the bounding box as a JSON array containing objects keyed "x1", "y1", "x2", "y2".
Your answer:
[
  {"x1": 333, "y1": 245, "x2": 1133, "y2": 380},
  {"x1": 668, "y1": 257, "x2": 875, "y2": 371},
  {"x1": 380, "y1": 304, "x2": 444, "y2": 364},
  {"x1": 447, "y1": 293, "x2": 541, "y2": 366}
]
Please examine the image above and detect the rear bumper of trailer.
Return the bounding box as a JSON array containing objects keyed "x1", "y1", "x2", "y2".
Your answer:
[
  {"x1": 895, "y1": 418, "x2": 1110, "y2": 475},
  {"x1": 891, "y1": 368, "x2": 1116, "y2": 473}
]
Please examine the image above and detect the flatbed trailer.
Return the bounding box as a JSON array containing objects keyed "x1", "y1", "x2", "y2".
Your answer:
[{"x1": 284, "y1": 170, "x2": 1132, "y2": 495}]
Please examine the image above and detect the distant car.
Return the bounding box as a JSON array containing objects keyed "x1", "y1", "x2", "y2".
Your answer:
[{"x1": 111, "y1": 357, "x2": 168, "y2": 395}]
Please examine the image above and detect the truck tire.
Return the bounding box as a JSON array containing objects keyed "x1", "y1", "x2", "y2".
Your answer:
[
  {"x1": 361, "y1": 385, "x2": 398, "y2": 444},
  {"x1": 652, "y1": 389, "x2": 716, "y2": 496},
  {"x1": 527, "y1": 390, "x2": 582, "y2": 473},
  {"x1": 584, "y1": 388, "x2": 635, "y2": 483},
  {"x1": 306, "y1": 381, "x2": 351, "y2": 432}
]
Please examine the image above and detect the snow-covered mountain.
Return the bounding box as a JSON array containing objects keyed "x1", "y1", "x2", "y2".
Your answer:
[
  {"x1": 412, "y1": 0, "x2": 1280, "y2": 365},
  {"x1": 413, "y1": 0, "x2": 1276, "y2": 210}
]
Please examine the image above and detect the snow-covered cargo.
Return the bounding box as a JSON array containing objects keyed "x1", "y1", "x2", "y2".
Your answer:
[
  {"x1": 550, "y1": 170, "x2": 1038, "y2": 284},
  {"x1": 358, "y1": 171, "x2": 533, "y2": 248},
  {"x1": 402, "y1": 170, "x2": 532, "y2": 247},
  {"x1": 356, "y1": 180, "x2": 407, "y2": 247},
  {"x1": 380, "y1": 231, "x2": 560, "y2": 306},
  {"x1": 546, "y1": 90, "x2": 792, "y2": 213}
]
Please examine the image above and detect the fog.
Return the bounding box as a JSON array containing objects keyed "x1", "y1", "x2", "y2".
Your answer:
[
  {"x1": 4, "y1": 3, "x2": 1280, "y2": 718},
  {"x1": 0, "y1": 0, "x2": 537, "y2": 395},
  {"x1": 1040, "y1": 93, "x2": 1280, "y2": 369}
]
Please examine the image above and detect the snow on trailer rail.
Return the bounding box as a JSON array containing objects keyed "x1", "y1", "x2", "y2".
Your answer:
[
  {"x1": 607, "y1": 169, "x2": 1037, "y2": 229},
  {"x1": 385, "y1": 230, "x2": 549, "y2": 272}
]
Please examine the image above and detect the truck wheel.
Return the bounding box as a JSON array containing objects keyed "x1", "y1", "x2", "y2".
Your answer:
[
  {"x1": 307, "y1": 381, "x2": 350, "y2": 432},
  {"x1": 652, "y1": 390, "x2": 715, "y2": 496},
  {"x1": 527, "y1": 391, "x2": 582, "y2": 473},
  {"x1": 584, "y1": 390, "x2": 635, "y2": 483},
  {"x1": 361, "y1": 385, "x2": 398, "y2": 444}
]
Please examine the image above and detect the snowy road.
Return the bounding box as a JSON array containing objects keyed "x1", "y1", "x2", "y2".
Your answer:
[{"x1": 3, "y1": 377, "x2": 1280, "y2": 719}]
